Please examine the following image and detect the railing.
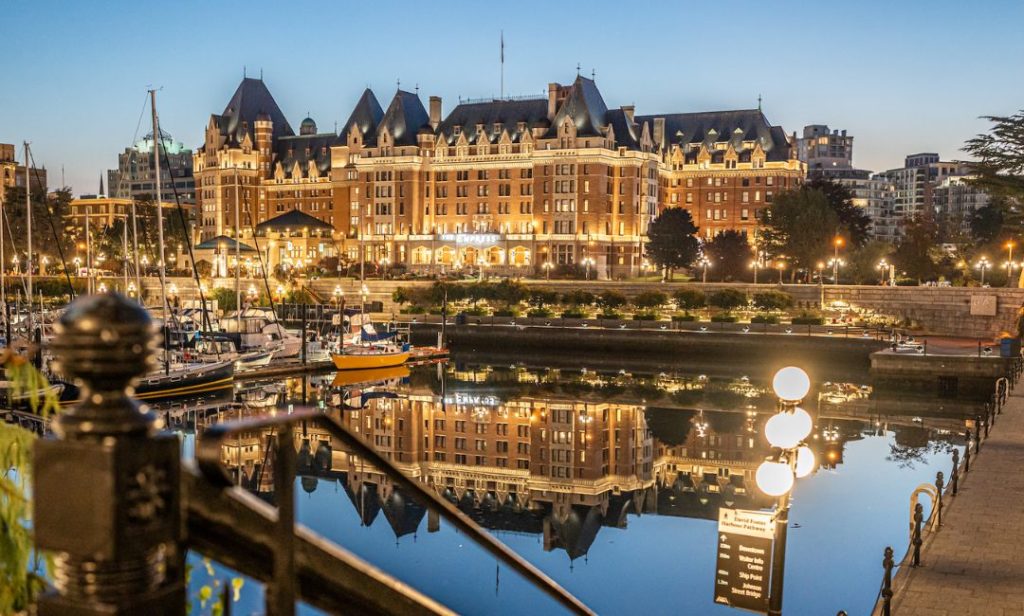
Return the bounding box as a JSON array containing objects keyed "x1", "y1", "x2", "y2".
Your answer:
[
  {"x1": 869, "y1": 363, "x2": 1015, "y2": 615},
  {"x1": 31, "y1": 293, "x2": 594, "y2": 616}
]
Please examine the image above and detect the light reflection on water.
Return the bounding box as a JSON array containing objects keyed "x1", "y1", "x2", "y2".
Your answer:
[{"x1": 167, "y1": 361, "x2": 969, "y2": 616}]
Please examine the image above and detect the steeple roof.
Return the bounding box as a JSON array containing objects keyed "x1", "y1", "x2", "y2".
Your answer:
[
  {"x1": 340, "y1": 88, "x2": 385, "y2": 145},
  {"x1": 548, "y1": 76, "x2": 609, "y2": 138},
  {"x1": 377, "y1": 90, "x2": 430, "y2": 146},
  {"x1": 219, "y1": 77, "x2": 294, "y2": 144}
]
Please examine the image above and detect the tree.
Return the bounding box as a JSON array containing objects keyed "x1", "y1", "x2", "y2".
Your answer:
[
  {"x1": 561, "y1": 289, "x2": 596, "y2": 307},
  {"x1": 596, "y1": 290, "x2": 628, "y2": 310},
  {"x1": 632, "y1": 291, "x2": 668, "y2": 309},
  {"x1": 962, "y1": 112, "x2": 1024, "y2": 240},
  {"x1": 3, "y1": 185, "x2": 74, "y2": 267},
  {"x1": 527, "y1": 288, "x2": 559, "y2": 309},
  {"x1": 759, "y1": 188, "x2": 840, "y2": 281},
  {"x1": 674, "y1": 288, "x2": 706, "y2": 310},
  {"x1": 970, "y1": 202, "x2": 1004, "y2": 243},
  {"x1": 645, "y1": 208, "x2": 700, "y2": 280},
  {"x1": 892, "y1": 215, "x2": 939, "y2": 283},
  {"x1": 846, "y1": 240, "x2": 894, "y2": 284},
  {"x1": 703, "y1": 230, "x2": 753, "y2": 281},
  {"x1": 752, "y1": 290, "x2": 793, "y2": 311},
  {"x1": 806, "y1": 178, "x2": 872, "y2": 247},
  {"x1": 708, "y1": 289, "x2": 747, "y2": 311}
]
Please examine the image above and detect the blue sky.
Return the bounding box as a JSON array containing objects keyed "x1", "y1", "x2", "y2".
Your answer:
[{"x1": 2, "y1": 0, "x2": 1022, "y2": 194}]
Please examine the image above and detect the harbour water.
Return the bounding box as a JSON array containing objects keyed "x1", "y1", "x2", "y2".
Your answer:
[{"x1": 170, "y1": 354, "x2": 972, "y2": 615}]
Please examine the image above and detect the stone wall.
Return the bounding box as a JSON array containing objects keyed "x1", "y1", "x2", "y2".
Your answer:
[{"x1": 141, "y1": 277, "x2": 1024, "y2": 338}]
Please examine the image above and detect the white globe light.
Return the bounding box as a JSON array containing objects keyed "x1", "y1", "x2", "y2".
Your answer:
[
  {"x1": 773, "y1": 366, "x2": 811, "y2": 402},
  {"x1": 764, "y1": 407, "x2": 813, "y2": 449},
  {"x1": 756, "y1": 460, "x2": 794, "y2": 496},
  {"x1": 795, "y1": 445, "x2": 817, "y2": 478}
]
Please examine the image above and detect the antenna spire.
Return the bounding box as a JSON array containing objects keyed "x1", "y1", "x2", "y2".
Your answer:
[
  {"x1": 576, "y1": 62, "x2": 581, "y2": 76},
  {"x1": 757, "y1": 93, "x2": 763, "y2": 111},
  {"x1": 500, "y1": 30, "x2": 505, "y2": 99}
]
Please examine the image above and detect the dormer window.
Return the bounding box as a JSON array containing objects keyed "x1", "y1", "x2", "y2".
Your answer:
[{"x1": 453, "y1": 126, "x2": 461, "y2": 135}]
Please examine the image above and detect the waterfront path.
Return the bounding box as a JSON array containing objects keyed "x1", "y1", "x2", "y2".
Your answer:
[{"x1": 890, "y1": 385, "x2": 1024, "y2": 615}]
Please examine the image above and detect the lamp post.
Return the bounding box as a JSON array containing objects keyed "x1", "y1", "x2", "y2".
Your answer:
[
  {"x1": 832, "y1": 236, "x2": 844, "y2": 282},
  {"x1": 750, "y1": 258, "x2": 761, "y2": 284},
  {"x1": 379, "y1": 256, "x2": 390, "y2": 279},
  {"x1": 828, "y1": 257, "x2": 845, "y2": 285},
  {"x1": 542, "y1": 261, "x2": 554, "y2": 281},
  {"x1": 333, "y1": 284, "x2": 343, "y2": 313},
  {"x1": 776, "y1": 260, "x2": 786, "y2": 285},
  {"x1": 876, "y1": 259, "x2": 889, "y2": 285},
  {"x1": 582, "y1": 256, "x2": 595, "y2": 280},
  {"x1": 699, "y1": 256, "x2": 711, "y2": 284},
  {"x1": 1006, "y1": 242, "x2": 1016, "y2": 287},
  {"x1": 976, "y1": 256, "x2": 991, "y2": 286},
  {"x1": 756, "y1": 366, "x2": 817, "y2": 616},
  {"x1": 816, "y1": 261, "x2": 825, "y2": 307}
]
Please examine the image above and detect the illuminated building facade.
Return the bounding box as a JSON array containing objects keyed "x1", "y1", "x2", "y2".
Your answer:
[{"x1": 194, "y1": 77, "x2": 804, "y2": 278}]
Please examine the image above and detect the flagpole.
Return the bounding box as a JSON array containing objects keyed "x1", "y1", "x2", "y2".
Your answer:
[{"x1": 500, "y1": 31, "x2": 504, "y2": 99}]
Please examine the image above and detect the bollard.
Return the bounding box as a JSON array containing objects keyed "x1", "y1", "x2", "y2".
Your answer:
[
  {"x1": 975, "y1": 416, "x2": 983, "y2": 452},
  {"x1": 935, "y1": 472, "x2": 944, "y2": 527},
  {"x1": 881, "y1": 546, "x2": 894, "y2": 616},
  {"x1": 964, "y1": 429, "x2": 971, "y2": 473},
  {"x1": 984, "y1": 411, "x2": 990, "y2": 438},
  {"x1": 33, "y1": 293, "x2": 184, "y2": 614},
  {"x1": 911, "y1": 503, "x2": 924, "y2": 566},
  {"x1": 951, "y1": 449, "x2": 960, "y2": 495}
]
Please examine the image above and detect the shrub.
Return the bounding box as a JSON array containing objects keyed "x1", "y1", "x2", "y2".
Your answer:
[
  {"x1": 752, "y1": 290, "x2": 793, "y2": 311},
  {"x1": 597, "y1": 290, "x2": 628, "y2": 310},
  {"x1": 633, "y1": 290, "x2": 669, "y2": 309},
  {"x1": 708, "y1": 289, "x2": 747, "y2": 311},
  {"x1": 632, "y1": 311, "x2": 661, "y2": 321},
  {"x1": 599, "y1": 310, "x2": 624, "y2": 320},
  {"x1": 711, "y1": 314, "x2": 739, "y2": 322},
  {"x1": 672, "y1": 313, "x2": 698, "y2": 322},
  {"x1": 792, "y1": 310, "x2": 824, "y2": 325},
  {"x1": 527, "y1": 288, "x2": 559, "y2": 309},
  {"x1": 561, "y1": 289, "x2": 596, "y2": 307},
  {"x1": 674, "y1": 288, "x2": 706, "y2": 310},
  {"x1": 464, "y1": 305, "x2": 489, "y2": 316},
  {"x1": 406, "y1": 305, "x2": 427, "y2": 314},
  {"x1": 751, "y1": 314, "x2": 780, "y2": 324},
  {"x1": 493, "y1": 308, "x2": 520, "y2": 317},
  {"x1": 527, "y1": 307, "x2": 554, "y2": 318},
  {"x1": 561, "y1": 308, "x2": 588, "y2": 319}
]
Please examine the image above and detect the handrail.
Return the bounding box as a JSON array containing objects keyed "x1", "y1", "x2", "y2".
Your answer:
[{"x1": 196, "y1": 408, "x2": 596, "y2": 616}]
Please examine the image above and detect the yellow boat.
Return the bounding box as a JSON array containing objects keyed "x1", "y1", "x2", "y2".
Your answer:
[{"x1": 331, "y1": 348, "x2": 410, "y2": 371}]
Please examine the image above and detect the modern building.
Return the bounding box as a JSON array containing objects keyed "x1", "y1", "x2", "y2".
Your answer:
[
  {"x1": 107, "y1": 130, "x2": 196, "y2": 204},
  {"x1": 875, "y1": 154, "x2": 973, "y2": 239},
  {"x1": 193, "y1": 77, "x2": 803, "y2": 279},
  {"x1": 932, "y1": 174, "x2": 990, "y2": 238},
  {"x1": 797, "y1": 125, "x2": 854, "y2": 178}
]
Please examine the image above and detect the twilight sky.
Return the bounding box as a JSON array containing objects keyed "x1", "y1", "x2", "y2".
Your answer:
[{"x1": 2, "y1": 0, "x2": 1022, "y2": 195}]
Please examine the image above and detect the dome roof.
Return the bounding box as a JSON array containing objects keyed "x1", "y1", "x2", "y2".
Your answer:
[{"x1": 299, "y1": 117, "x2": 317, "y2": 135}]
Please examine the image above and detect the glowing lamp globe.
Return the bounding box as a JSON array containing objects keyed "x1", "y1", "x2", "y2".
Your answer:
[
  {"x1": 756, "y1": 460, "x2": 794, "y2": 497},
  {"x1": 764, "y1": 407, "x2": 813, "y2": 449},
  {"x1": 772, "y1": 366, "x2": 811, "y2": 402},
  {"x1": 795, "y1": 445, "x2": 817, "y2": 478}
]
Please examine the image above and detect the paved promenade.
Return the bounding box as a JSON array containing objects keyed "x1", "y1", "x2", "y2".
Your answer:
[{"x1": 890, "y1": 386, "x2": 1024, "y2": 615}]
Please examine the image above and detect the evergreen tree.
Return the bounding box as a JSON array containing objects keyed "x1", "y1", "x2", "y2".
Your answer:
[
  {"x1": 806, "y1": 177, "x2": 872, "y2": 247},
  {"x1": 759, "y1": 188, "x2": 839, "y2": 281},
  {"x1": 703, "y1": 230, "x2": 752, "y2": 281},
  {"x1": 644, "y1": 208, "x2": 700, "y2": 280}
]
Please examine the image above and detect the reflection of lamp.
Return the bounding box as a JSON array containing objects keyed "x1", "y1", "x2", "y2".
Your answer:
[{"x1": 772, "y1": 366, "x2": 811, "y2": 402}]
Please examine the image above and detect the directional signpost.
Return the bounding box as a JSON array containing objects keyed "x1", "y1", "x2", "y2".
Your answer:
[{"x1": 714, "y1": 507, "x2": 775, "y2": 613}]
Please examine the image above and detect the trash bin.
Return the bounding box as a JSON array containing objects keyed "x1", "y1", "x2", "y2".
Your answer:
[
  {"x1": 1000, "y1": 337, "x2": 1021, "y2": 358},
  {"x1": 455, "y1": 312, "x2": 467, "y2": 326}
]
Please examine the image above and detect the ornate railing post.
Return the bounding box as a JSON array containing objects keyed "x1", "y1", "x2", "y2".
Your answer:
[
  {"x1": 935, "y1": 472, "x2": 944, "y2": 527},
  {"x1": 911, "y1": 503, "x2": 923, "y2": 566},
  {"x1": 964, "y1": 429, "x2": 971, "y2": 473},
  {"x1": 881, "y1": 546, "x2": 894, "y2": 616},
  {"x1": 951, "y1": 449, "x2": 959, "y2": 495},
  {"x1": 33, "y1": 293, "x2": 184, "y2": 614}
]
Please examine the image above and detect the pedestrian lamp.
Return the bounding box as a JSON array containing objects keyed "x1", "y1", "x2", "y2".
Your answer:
[
  {"x1": 247, "y1": 284, "x2": 258, "y2": 305},
  {"x1": 756, "y1": 365, "x2": 817, "y2": 616},
  {"x1": 698, "y1": 256, "x2": 712, "y2": 284},
  {"x1": 333, "y1": 284, "x2": 343, "y2": 310},
  {"x1": 776, "y1": 260, "x2": 786, "y2": 285},
  {"x1": 582, "y1": 256, "x2": 595, "y2": 280},
  {"x1": 1003, "y1": 259, "x2": 1019, "y2": 287},
  {"x1": 73, "y1": 256, "x2": 82, "y2": 275},
  {"x1": 975, "y1": 256, "x2": 991, "y2": 285},
  {"x1": 98, "y1": 282, "x2": 108, "y2": 294},
  {"x1": 876, "y1": 259, "x2": 889, "y2": 285},
  {"x1": 828, "y1": 257, "x2": 845, "y2": 284},
  {"x1": 749, "y1": 259, "x2": 761, "y2": 284},
  {"x1": 379, "y1": 256, "x2": 390, "y2": 279},
  {"x1": 542, "y1": 261, "x2": 554, "y2": 280},
  {"x1": 127, "y1": 281, "x2": 137, "y2": 298},
  {"x1": 40, "y1": 255, "x2": 49, "y2": 276}
]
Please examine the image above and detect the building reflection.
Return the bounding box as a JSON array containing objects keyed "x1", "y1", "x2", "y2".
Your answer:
[{"x1": 191, "y1": 366, "x2": 917, "y2": 563}]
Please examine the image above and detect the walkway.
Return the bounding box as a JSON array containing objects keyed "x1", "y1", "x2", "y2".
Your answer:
[{"x1": 891, "y1": 385, "x2": 1024, "y2": 615}]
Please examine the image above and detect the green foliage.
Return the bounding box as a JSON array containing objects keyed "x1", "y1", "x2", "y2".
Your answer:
[
  {"x1": 561, "y1": 289, "x2": 596, "y2": 307},
  {"x1": 892, "y1": 216, "x2": 940, "y2": 282},
  {"x1": 598, "y1": 310, "x2": 624, "y2": 319},
  {"x1": 805, "y1": 178, "x2": 872, "y2": 247},
  {"x1": 792, "y1": 311, "x2": 825, "y2": 325},
  {"x1": 846, "y1": 240, "x2": 894, "y2": 284},
  {"x1": 760, "y1": 187, "x2": 841, "y2": 279},
  {"x1": 751, "y1": 290, "x2": 793, "y2": 311},
  {"x1": 707, "y1": 289, "x2": 747, "y2": 311},
  {"x1": 0, "y1": 355, "x2": 60, "y2": 614},
  {"x1": 492, "y1": 279, "x2": 527, "y2": 306},
  {"x1": 209, "y1": 287, "x2": 237, "y2": 312},
  {"x1": 527, "y1": 288, "x2": 559, "y2": 309},
  {"x1": 710, "y1": 314, "x2": 739, "y2": 322},
  {"x1": 392, "y1": 287, "x2": 412, "y2": 305},
  {"x1": 970, "y1": 202, "x2": 1004, "y2": 243},
  {"x1": 671, "y1": 313, "x2": 698, "y2": 322},
  {"x1": 284, "y1": 289, "x2": 316, "y2": 305},
  {"x1": 645, "y1": 208, "x2": 701, "y2": 277},
  {"x1": 527, "y1": 307, "x2": 554, "y2": 318},
  {"x1": 632, "y1": 311, "x2": 661, "y2": 321},
  {"x1": 751, "y1": 314, "x2": 780, "y2": 324},
  {"x1": 703, "y1": 230, "x2": 753, "y2": 281},
  {"x1": 561, "y1": 308, "x2": 588, "y2": 319},
  {"x1": 632, "y1": 290, "x2": 668, "y2": 309},
  {"x1": 596, "y1": 290, "x2": 628, "y2": 310},
  {"x1": 673, "y1": 288, "x2": 706, "y2": 310}
]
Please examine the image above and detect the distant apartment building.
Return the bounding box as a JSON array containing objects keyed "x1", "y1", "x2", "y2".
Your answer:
[
  {"x1": 797, "y1": 125, "x2": 854, "y2": 178},
  {"x1": 193, "y1": 76, "x2": 803, "y2": 278},
  {"x1": 107, "y1": 130, "x2": 195, "y2": 204},
  {"x1": 932, "y1": 174, "x2": 990, "y2": 237},
  {"x1": 872, "y1": 153, "x2": 976, "y2": 240}
]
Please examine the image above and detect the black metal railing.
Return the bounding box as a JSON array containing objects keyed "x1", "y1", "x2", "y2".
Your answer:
[{"x1": 31, "y1": 293, "x2": 594, "y2": 616}]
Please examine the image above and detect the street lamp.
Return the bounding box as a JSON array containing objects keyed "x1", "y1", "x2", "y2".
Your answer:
[
  {"x1": 542, "y1": 261, "x2": 554, "y2": 281},
  {"x1": 776, "y1": 260, "x2": 786, "y2": 285},
  {"x1": 975, "y1": 256, "x2": 991, "y2": 285},
  {"x1": 379, "y1": 256, "x2": 390, "y2": 279},
  {"x1": 333, "y1": 284, "x2": 344, "y2": 312},
  {"x1": 127, "y1": 281, "x2": 137, "y2": 298},
  {"x1": 698, "y1": 255, "x2": 712, "y2": 284},
  {"x1": 876, "y1": 259, "x2": 889, "y2": 285},
  {"x1": 247, "y1": 284, "x2": 258, "y2": 305},
  {"x1": 756, "y1": 365, "x2": 817, "y2": 616},
  {"x1": 828, "y1": 257, "x2": 845, "y2": 284},
  {"x1": 832, "y1": 235, "x2": 844, "y2": 274},
  {"x1": 582, "y1": 256, "x2": 595, "y2": 280},
  {"x1": 749, "y1": 259, "x2": 761, "y2": 284}
]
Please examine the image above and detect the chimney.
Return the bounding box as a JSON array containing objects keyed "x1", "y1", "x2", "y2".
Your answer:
[
  {"x1": 547, "y1": 83, "x2": 560, "y2": 120},
  {"x1": 621, "y1": 105, "x2": 635, "y2": 123},
  {"x1": 429, "y1": 96, "x2": 442, "y2": 130},
  {"x1": 653, "y1": 117, "x2": 665, "y2": 147}
]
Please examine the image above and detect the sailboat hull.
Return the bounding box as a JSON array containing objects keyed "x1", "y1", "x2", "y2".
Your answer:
[{"x1": 134, "y1": 360, "x2": 235, "y2": 401}]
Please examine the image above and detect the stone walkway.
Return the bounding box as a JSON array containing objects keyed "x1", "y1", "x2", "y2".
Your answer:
[{"x1": 890, "y1": 385, "x2": 1024, "y2": 615}]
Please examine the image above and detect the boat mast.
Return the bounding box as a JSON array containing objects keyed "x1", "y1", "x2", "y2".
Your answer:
[
  {"x1": 149, "y1": 89, "x2": 170, "y2": 373},
  {"x1": 23, "y1": 142, "x2": 32, "y2": 334},
  {"x1": 131, "y1": 200, "x2": 141, "y2": 299},
  {"x1": 85, "y1": 206, "x2": 92, "y2": 294},
  {"x1": 1, "y1": 165, "x2": 6, "y2": 342},
  {"x1": 234, "y1": 167, "x2": 241, "y2": 332}
]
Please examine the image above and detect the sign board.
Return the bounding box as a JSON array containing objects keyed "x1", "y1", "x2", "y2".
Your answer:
[
  {"x1": 970, "y1": 295, "x2": 997, "y2": 317},
  {"x1": 714, "y1": 508, "x2": 774, "y2": 613},
  {"x1": 438, "y1": 233, "x2": 501, "y2": 245}
]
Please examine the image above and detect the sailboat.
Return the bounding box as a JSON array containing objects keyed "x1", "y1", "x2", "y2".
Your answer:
[{"x1": 331, "y1": 308, "x2": 409, "y2": 371}]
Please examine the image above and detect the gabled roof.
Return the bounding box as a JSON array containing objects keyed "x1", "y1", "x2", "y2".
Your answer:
[
  {"x1": 437, "y1": 97, "x2": 549, "y2": 145},
  {"x1": 195, "y1": 235, "x2": 256, "y2": 252},
  {"x1": 274, "y1": 133, "x2": 338, "y2": 178},
  {"x1": 217, "y1": 77, "x2": 294, "y2": 145},
  {"x1": 377, "y1": 90, "x2": 431, "y2": 146},
  {"x1": 340, "y1": 89, "x2": 385, "y2": 145},
  {"x1": 548, "y1": 76, "x2": 609, "y2": 138},
  {"x1": 256, "y1": 209, "x2": 333, "y2": 232},
  {"x1": 635, "y1": 108, "x2": 791, "y2": 160}
]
